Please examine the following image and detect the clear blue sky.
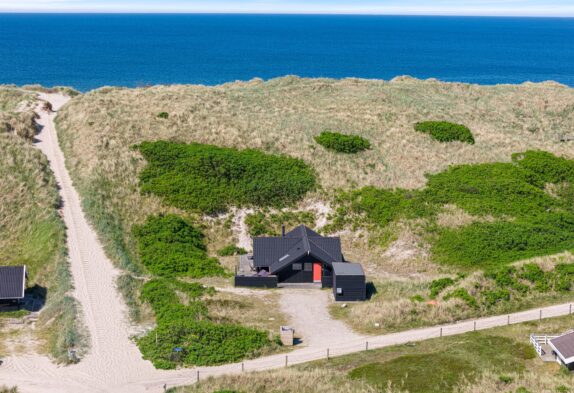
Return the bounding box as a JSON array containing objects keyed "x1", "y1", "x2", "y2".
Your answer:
[{"x1": 2, "y1": 0, "x2": 574, "y2": 16}]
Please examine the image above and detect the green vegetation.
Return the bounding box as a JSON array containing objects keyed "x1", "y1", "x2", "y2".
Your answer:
[
  {"x1": 427, "y1": 262, "x2": 574, "y2": 311},
  {"x1": 157, "y1": 112, "x2": 169, "y2": 119},
  {"x1": 349, "y1": 335, "x2": 533, "y2": 393},
  {"x1": 174, "y1": 314, "x2": 574, "y2": 393},
  {"x1": 334, "y1": 151, "x2": 574, "y2": 270},
  {"x1": 415, "y1": 121, "x2": 475, "y2": 144},
  {"x1": 0, "y1": 124, "x2": 84, "y2": 362},
  {"x1": 245, "y1": 210, "x2": 316, "y2": 237},
  {"x1": 136, "y1": 278, "x2": 273, "y2": 369},
  {"x1": 217, "y1": 245, "x2": 248, "y2": 257},
  {"x1": 314, "y1": 131, "x2": 371, "y2": 153},
  {"x1": 0, "y1": 310, "x2": 30, "y2": 319},
  {"x1": 132, "y1": 214, "x2": 224, "y2": 277},
  {"x1": 137, "y1": 141, "x2": 316, "y2": 214}
]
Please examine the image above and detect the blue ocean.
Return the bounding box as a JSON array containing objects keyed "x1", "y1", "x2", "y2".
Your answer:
[{"x1": 1, "y1": 14, "x2": 573, "y2": 91}]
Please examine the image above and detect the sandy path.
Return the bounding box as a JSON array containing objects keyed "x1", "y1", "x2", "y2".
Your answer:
[
  {"x1": 2, "y1": 93, "x2": 574, "y2": 392},
  {"x1": 279, "y1": 289, "x2": 363, "y2": 347}
]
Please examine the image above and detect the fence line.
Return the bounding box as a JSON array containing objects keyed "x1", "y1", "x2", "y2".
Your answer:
[{"x1": 167, "y1": 302, "x2": 574, "y2": 386}]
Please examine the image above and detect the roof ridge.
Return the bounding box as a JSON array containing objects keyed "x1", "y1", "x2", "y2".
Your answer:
[
  {"x1": 308, "y1": 236, "x2": 337, "y2": 261},
  {"x1": 300, "y1": 225, "x2": 311, "y2": 254}
]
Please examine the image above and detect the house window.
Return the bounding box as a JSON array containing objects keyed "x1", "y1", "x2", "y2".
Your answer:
[
  {"x1": 336, "y1": 288, "x2": 343, "y2": 295},
  {"x1": 292, "y1": 263, "x2": 302, "y2": 271},
  {"x1": 304, "y1": 263, "x2": 313, "y2": 271}
]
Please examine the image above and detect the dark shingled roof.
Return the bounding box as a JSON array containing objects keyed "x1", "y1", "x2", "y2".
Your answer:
[
  {"x1": 0, "y1": 266, "x2": 26, "y2": 300},
  {"x1": 332, "y1": 262, "x2": 365, "y2": 276},
  {"x1": 551, "y1": 331, "x2": 574, "y2": 362},
  {"x1": 252, "y1": 225, "x2": 343, "y2": 274}
]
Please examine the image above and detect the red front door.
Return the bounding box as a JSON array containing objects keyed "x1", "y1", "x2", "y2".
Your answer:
[{"x1": 313, "y1": 263, "x2": 322, "y2": 282}]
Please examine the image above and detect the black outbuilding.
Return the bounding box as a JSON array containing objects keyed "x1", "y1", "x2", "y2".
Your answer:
[
  {"x1": 0, "y1": 266, "x2": 27, "y2": 305},
  {"x1": 332, "y1": 262, "x2": 366, "y2": 301}
]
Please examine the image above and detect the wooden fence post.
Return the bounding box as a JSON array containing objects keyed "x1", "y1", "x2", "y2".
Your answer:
[
  {"x1": 473, "y1": 321, "x2": 476, "y2": 331},
  {"x1": 196, "y1": 370, "x2": 200, "y2": 383},
  {"x1": 366, "y1": 341, "x2": 369, "y2": 351},
  {"x1": 539, "y1": 309, "x2": 543, "y2": 321},
  {"x1": 327, "y1": 348, "x2": 330, "y2": 360},
  {"x1": 440, "y1": 327, "x2": 443, "y2": 338},
  {"x1": 285, "y1": 355, "x2": 288, "y2": 367},
  {"x1": 507, "y1": 315, "x2": 510, "y2": 325},
  {"x1": 242, "y1": 362, "x2": 244, "y2": 372}
]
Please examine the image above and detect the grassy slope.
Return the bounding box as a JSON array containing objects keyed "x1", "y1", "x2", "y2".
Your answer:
[
  {"x1": 54, "y1": 77, "x2": 574, "y2": 327},
  {"x1": 174, "y1": 314, "x2": 574, "y2": 393},
  {"x1": 0, "y1": 86, "x2": 84, "y2": 362}
]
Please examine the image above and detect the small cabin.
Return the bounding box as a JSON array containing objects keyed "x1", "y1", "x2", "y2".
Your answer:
[
  {"x1": 550, "y1": 331, "x2": 574, "y2": 370},
  {"x1": 235, "y1": 225, "x2": 366, "y2": 301},
  {"x1": 332, "y1": 262, "x2": 366, "y2": 301},
  {"x1": 0, "y1": 266, "x2": 27, "y2": 308}
]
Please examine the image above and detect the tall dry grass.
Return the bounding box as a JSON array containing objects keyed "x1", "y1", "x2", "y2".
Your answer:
[
  {"x1": 54, "y1": 77, "x2": 574, "y2": 326},
  {"x1": 0, "y1": 89, "x2": 86, "y2": 363}
]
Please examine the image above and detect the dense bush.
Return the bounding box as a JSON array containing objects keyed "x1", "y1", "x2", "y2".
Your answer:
[
  {"x1": 335, "y1": 151, "x2": 574, "y2": 270},
  {"x1": 137, "y1": 141, "x2": 316, "y2": 213},
  {"x1": 429, "y1": 277, "x2": 456, "y2": 299},
  {"x1": 414, "y1": 121, "x2": 475, "y2": 144},
  {"x1": 217, "y1": 245, "x2": 248, "y2": 257},
  {"x1": 137, "y1": 278, "x2": 272, "y2": 369},
  {"x1": 314, "y1": 131, "x2": 371, "y2": 153},
  {"x1": 245, "y1": 210, "x2": 316, "y2": 236},
  {"x1": 133, "y1": 214, "x2": 224, "y2": 277}
]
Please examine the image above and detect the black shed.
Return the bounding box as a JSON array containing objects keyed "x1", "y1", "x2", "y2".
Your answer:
[
  {"x1": 332, "y1": 262, "x2": 366, "y2": 301},
  {"x1": 0, "y1": 266, "x2": 27, "y2": 304}
]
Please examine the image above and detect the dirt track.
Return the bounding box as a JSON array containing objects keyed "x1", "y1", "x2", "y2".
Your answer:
[{"x1": 1, "y1": 93, "x2": 573, "y2": 392}]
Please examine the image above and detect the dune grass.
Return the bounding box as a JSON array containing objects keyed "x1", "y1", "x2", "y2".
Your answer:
[
  {"x1": 53, "y1": 77, "x2": 574, "y2": 333},
  {"x1": 0, "y1": 131, "x2": 85, "y2": 362},
  {"x1": 173, "y1": 314, "x2": 574, "y2": 393}
]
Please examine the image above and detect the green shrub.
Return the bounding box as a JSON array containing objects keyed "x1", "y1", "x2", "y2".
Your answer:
[
  {"x1": 512, "y1": 150, "x2": 574, "y2": 186},
  {"x1": 414, "y1": 121, "x2": 475, "y2": 144},
  {"x1": 482, "y1": 289, "x2": 511, "y2": 307},
  {"x1": 429, "y1": 277, "x2": 456, "y2": 299},
  {"x1": 314, "y1": 131, "x2": 371, "y2": 153},
  {"x1": 217, "y1": 245, "x2": 248, "y2": 257},
  {"x1": 499, "y1": 375, "x2": 514, "y2": 384},
  {"x1": 245, "y1": 210, "x2": 316, "y2": 237},
  {"x1": 133, "y1": 214, "x2": 225, "y2": 277},
  {"x1": 157, "y1": 112, "x2": 169, "y2": 119},
  {"x1": 433, "y1": 215, "x2": 574, "y2": 269},
  {"x1": 137, "y1": 141, "x2": 316, "y2": 213},
  {"x1": 444, "y1": 288, "x2": 478, "y2": 309},
  {"x1": 137, "y1": 278, "x2": 271, "y2": 369},
  {"x1": 410, "y1": 294, "x2": 425, "y2": 303}
]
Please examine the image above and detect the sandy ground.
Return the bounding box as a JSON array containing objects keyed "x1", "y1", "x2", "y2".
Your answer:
[
  {"x1": 2, "y1": 93, "x2": 574, "y2": 393},
  {"x1": 279, "y1": 289, "x2": 363, "y2": 347}
]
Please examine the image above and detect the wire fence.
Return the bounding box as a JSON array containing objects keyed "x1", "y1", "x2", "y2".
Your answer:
[{"x1": 182, "y1": 302, "x2": 574, "y2": 386}]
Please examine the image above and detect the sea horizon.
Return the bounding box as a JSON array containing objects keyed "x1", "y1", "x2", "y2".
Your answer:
[{"x1": 1, "y1": 13, "x2": 573, "y2": 91}]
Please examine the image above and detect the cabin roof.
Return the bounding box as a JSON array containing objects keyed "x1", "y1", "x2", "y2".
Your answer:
[
  {"x1": 0, "y1": 266, "x2": 26, "y2": 300},
  {"x1": 551, "y1": 331, "x2": 574, "y2": 362},
  {"x1": 253, "y1": 225, "x2": 342, "y2": 273},
  {"x1": 332, "y1": 262, "x2": 365, "y2": 276}
]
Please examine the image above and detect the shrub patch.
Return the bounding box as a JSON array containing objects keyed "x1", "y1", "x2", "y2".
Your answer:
[
  {"x1": 132, "y1": 214, "x2": 224, "y2": 277},
  {"x1": 314, "y1": 131, "x2": 371, "y2": 153},
  {"x1": 137, "y1": 141, "x2": 316, "y2": 214},
  {"x1": 415, "y1": 121, "x2": 475, "y2": 144}
]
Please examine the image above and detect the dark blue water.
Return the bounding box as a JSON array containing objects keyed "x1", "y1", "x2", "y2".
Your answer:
[{"x1": 1, "y1": 14, "x2": 574, "y2": 91}]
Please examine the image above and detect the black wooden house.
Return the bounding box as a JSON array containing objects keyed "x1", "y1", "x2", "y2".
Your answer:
[
  {"x1": 0, "y1": 266, "x2": 27, "y2": 307},
  {"x1": 235, "y1": 225, "x2": 366, "y2": 301}
]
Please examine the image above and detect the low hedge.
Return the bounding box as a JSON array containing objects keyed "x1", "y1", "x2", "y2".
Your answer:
[
  {"x1": 415, "y1": 121, "x2": 475, "y2": 144},
  {"x1": 133, "y1": 214, "x2": 225, "y2": 277},
  {"x1": 137, "y1": 278, "x2": 272, "y2": 369},
  {"x1": 137, "y1": 141, "x2": 316, "y2": 213},
  {"x1": 314, "y1": 131, "x2": 371, "y2": 153}
]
